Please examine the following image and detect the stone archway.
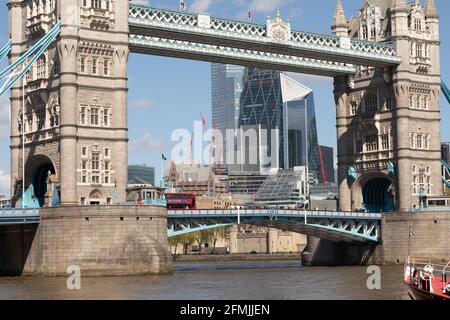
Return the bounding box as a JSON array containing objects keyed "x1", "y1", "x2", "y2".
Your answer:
[
  {"x1": 362, "y1": 178, "x2": 394, "y2": 212},
  {"x1": 89, "y1": 189, "x2": 103, "y2": 205},
  {"x1": 351, "y1": 173, "x2": 396, "y2": 213},
  {"x1": 23, "y1": 155, "x2": 57, "y2": 208}
]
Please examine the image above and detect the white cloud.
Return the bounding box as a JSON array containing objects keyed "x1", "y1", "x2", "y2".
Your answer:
[
  {"x1": 130, "y1": 0, "x2": 150, "y2": 6},
  {"x1": 0, "y1": 95, "x2": 10, "y2": 140},
  {"x1": 130, "y1": 133, "x2": 167, "y2": 152},
  {"x1": 131, "y1": 99, "x2": 158, "y2": 109},
  {"x1": 0, "y1": 170, "x2": 10, "y2": 197},
  {"x1": 190, "y1": 0, "x2": 214, "y2": 13}
]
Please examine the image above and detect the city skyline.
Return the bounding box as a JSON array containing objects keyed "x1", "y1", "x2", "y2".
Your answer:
[{"x1": 0, "y1": 0, "x2": 449, "y2": 196}]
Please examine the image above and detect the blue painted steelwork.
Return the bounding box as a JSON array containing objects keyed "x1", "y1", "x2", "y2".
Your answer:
[
  {"x1": 0, "y1": 39, "x2": 11, "y2": 63},
  {"x1": 347, "y1": 165, "x2": 358, "y2": 181},
  {"x1": 0, "y1": 208, "x2": 40, "y2": 225},
  {"x1": 442, "y1": 160, "x2": 450, "y2": 188},
  {"x1": 168, "y1": 223, "x2": 234, "y2": 237},
  {"x1": 167, "y1": 209, "x2": 381, "y2": 243},
  {"x1": 0, "y1": 22, "x2": 61, "y2": 96},
  {"x1": 442, "y1": 80, "x2": 450, "y2": 105}
]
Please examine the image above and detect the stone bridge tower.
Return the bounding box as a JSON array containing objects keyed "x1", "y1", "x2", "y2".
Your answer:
[
  {"x1": 9, "y1": 0, "x2": 129, "y2": 207},
  {"x1": 333, "y1": 0, "x2": 441, "y2": 212}
]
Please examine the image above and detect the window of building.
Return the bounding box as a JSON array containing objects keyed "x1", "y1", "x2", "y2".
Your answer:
[
  {"x1": 82, "y1": 146, "x2": 87, "y2": 157},
  {"x1": 364, "y1": 94, "x2": 378, "y2": 113},
  {"x1": 92, "y1": 58, "x2": 97, "y2": 74},
  {"x1": 36, "y1": 108, "x2": 46, "y2": 130},
  {"x1": 416, "y1": 134, "x2": 423, "y2": 149},
  {"x1": 365, "y1": 133, "x2": 379, "y2": 152},
  {"x1": 104, "y1": 161, "x2": 109, "y2": 170},
  {"x1": 93, "y1": 0, "x2": 102, "y2": 9},
  {"x1": 52, "y1": 58, "x2": 60, "y2": 76},
  {"x1": 104, "y1": 148, "x2": 110, "y2": 158},
  {"x1": 92, "y1": 175, "x2": 100, "y2": 184},
  {"x1": 81, "y1": 197, "x2": 86, "y2": 205},
  {"x1": 36, "y1": 57, "x2": 46, "y2": 79},
  {"x1": 362, "y1": 26, "x2": 368, "y2": 39},
  {"x1": 80, "y1": 57, "x2": 86, "y2": 73},
  {"x1": 414, "y1": 18, "x2": 422, "y2": 31},
  {"x1": 80, "y1": 106, "x2": 86, "y2": 125},
  {"x1": 82, "y1": 160, "x2": 87, "y2": 170},
  {"x1": 356, "y1": 139, "x2": 363, "y2": 153},
  {"x1": 381, "y1": 135, "x2": 389, "y2": 150},
  {"x1": 90, "y1": 107, "x2": 99, "y2": 126},
  {"x1": 103, "y1": 109, "x2": 109, "y2": 126},
  {"x1": 91, "y1": 152, "x2": 100, "y2": 170},
  {"x1": 350, "y1": 102, "x2": 357, "y2": 116},
  {"x1": 416, "y1": 43, "x2": 423, "y2": 58},
  {"x1": 103, "y1": 60, "x2": 109, "y2": 76}
]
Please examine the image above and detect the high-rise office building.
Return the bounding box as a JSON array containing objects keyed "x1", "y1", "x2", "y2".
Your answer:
[
  {"x1": 128, "y1": 165, "x2": 155, "y2": 185},
  {"x1": 442, "y1": 143, "x2": 450, "y2": 163},
  {"x1": 236, "y1": 68, "x2": 322, "y2": 180},
  {"x1": 211, "y1": 63, "x2": 245, "y2": 169},
  {"x1": 318, "y1": 145, "x2": 335, "y2": 183}
]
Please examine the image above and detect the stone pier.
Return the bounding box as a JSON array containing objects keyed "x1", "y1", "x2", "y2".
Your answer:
[
  {"x1": 301, "y1": 211, "x2": 450, "y2": 266},
  {"x1": 0, "y1": 206, "x2": 173, "y2": 276}
]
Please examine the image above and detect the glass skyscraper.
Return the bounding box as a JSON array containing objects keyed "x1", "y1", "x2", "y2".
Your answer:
[
  {"x1": 210, "y1": 64, "x2": 322, "y2": 181},
  {"x1": 211, "y1": 63, "x2": 245, "y2": 170},
  {"x1": 237, "y1": 68, "x2": 322, "y2": 181}
]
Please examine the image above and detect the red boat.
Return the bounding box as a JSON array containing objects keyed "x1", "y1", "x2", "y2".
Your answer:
[{"x1": 404, "y1": 257, "x2": 450, "y2": 300}]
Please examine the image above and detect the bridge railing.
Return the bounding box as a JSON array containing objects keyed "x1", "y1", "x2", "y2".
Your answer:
[
  {"x1": 129, "y1": 4, "x2": 400, "y2": 63},
  {"x1": 0, "y1": 208, "x2": 40, "y2": 216},
  {"x1": 168, "y1": 209, "x2": 382, "y2": 220}
]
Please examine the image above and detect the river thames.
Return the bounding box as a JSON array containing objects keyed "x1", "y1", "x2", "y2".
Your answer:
[{"x1": 0, "y1": 260, "x2": 408, "y2": 300}]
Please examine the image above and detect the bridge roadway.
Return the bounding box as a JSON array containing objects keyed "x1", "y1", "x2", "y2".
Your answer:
[
  {"x1": 0, "y1": 208, "x2": 381, "y2": 244},
  {"x1": 167, "y1": 209, "x2": 381, "y2": 243}
]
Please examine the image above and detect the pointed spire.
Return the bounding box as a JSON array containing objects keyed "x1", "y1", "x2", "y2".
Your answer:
[
  {"x1": 333, "y1": 0, "x2": 347, "y2": 26},
  {"x1": 424, "y1": 0, "x2": 438, "y2": 18},
  {"x1": 332, "y1": 0, "x2": 348, "y2": 36}
]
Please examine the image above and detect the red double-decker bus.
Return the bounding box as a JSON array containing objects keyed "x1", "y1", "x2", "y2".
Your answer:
[{"x1": 165, "y1": 192, "x2": 196, "y2": 210}]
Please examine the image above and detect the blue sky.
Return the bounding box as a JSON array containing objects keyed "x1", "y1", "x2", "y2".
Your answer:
[{"x1": 1, "y1": 0, "x2": 450, "y2": 195}]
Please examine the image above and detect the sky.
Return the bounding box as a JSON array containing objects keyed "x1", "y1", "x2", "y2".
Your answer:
[{"x1": 1, "y1": 0, "x2": 450, "y2": 196}]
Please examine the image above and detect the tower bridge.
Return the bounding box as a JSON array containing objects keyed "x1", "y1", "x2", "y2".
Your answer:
[
  {"x1": 0, "y1": 0, "x2": 448, "y2": 275},
  {"x1": 2, "y1": 0, "x2": 443, "y2": 213}
]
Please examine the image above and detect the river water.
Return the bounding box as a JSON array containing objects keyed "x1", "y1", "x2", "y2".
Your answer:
[{"x1": 0, "y1": 260, "x2": 409, "y2": 300}]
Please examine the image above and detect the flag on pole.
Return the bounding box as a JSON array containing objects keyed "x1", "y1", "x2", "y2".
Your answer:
[
  {"x1": 179, "y1": 0, "x2": 187, "y2": 11},
  {"x1": 162, "y1": 153, "x2": 167, "y2": 161},
  {"x1": 200, "y1": 112, "x2": 207, "y2": 128},
  {"x1": 248, "y1": 10, "x2": 253, "y2": 22}
]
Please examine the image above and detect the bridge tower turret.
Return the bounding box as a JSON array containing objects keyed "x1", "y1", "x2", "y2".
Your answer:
[
  {"x1": 333, "y1": 0, "x2": 442, "y2": 212},
  {"x1": 9, "y1": 0, "x2": 130, "y2": 207}
]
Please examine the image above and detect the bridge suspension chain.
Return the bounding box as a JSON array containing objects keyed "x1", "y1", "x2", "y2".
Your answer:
[
  {"x1": 442, "y1": 80, "x2": 450, "y2": 105},
  {"x1": 0, "y1": 21, "x2": 61, "y2": 97},
  {"x1": 443, "y1": 160, "x2": 450, "y2": 189},
  {"x1": 0, "y1": 39, "x2": 11, "y2": 63}
]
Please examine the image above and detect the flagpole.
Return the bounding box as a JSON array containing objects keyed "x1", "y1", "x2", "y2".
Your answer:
[
  {"x1": 22, "y1": 75, "x2": 25, "y2": 208},
  {"x1": 160, "y1": 156, "x2": 163, "y2": 188}
]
